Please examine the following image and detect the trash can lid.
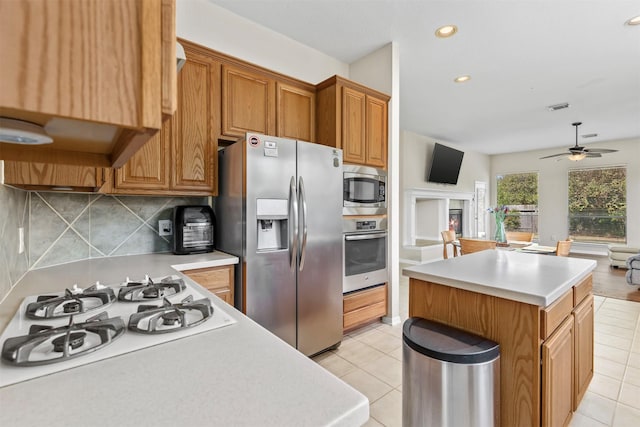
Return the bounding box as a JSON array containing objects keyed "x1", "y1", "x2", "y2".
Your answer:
[{"x1": 403, "y1": 317, "x2": 499, "y2": 364}]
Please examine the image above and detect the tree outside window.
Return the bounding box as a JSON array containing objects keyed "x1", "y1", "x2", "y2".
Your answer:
[
  {"x1": 568, "y1": 167, "x2": 626, "y2": 243},
  {"x1": 496, "y1": 173, "x2": 539, "y2": 235}
]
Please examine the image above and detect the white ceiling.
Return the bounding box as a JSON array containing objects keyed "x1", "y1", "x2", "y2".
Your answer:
[{"x1": 208, "y1": 0, "x2": 640, "y2": 155}]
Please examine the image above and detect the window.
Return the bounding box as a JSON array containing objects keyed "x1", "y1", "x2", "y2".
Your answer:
[
  {"x1": 568, "y1": 166, "x2": 626, "y2": 243},
  {"x1": 496, "y1": 172, "x2": 539, "y2": 235}
]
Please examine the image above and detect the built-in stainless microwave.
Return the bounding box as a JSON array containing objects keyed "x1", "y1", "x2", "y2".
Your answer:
[{"x1": 343, "y1": 165, "x2": 386, "y2": 215}]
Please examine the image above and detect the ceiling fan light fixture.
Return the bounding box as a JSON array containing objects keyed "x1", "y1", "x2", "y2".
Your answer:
[
  {"x1": 568, "y1": 152, "x2": 587, "y2": 161},
  {"x1": 435, "y1": 25, "x2": 458, "y2": 38},
  {"x1": 454, "y1": 75, "x2": 471, "y2": 83},
  {"x1": 626, "y1": 15, "x2": 640, "y2": 26}
]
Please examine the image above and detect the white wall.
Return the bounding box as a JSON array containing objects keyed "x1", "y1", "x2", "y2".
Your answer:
[
  {"x1": 491, "y1": 137, "x2": 640, "y2": 249},
  {"x1": 176, "y1": 0, "x2": 349, "y2": 83}
]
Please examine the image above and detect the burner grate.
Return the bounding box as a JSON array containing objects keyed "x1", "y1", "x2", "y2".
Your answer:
[
  {"x1": 128, "y1": 296, "x2": 213, "y2": 334},
  {"x1": 26, "y1": 284, "x2": 116, "y2": 320},
  {"x1": 118, "y1": 275, "x2": 186, "y2": 302}
]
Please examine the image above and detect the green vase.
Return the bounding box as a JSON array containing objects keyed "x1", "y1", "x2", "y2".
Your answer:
[{"x1": 494, "y1": 218, "x2": 506, "y2": 243}]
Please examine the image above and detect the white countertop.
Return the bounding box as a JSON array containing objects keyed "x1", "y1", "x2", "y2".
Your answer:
[
  {"x1": 0, "y1": 253, "x2": 369, "y2": 427},
  {"x1": 403, "y1": 250, "x2": 597, "y2": 307}
]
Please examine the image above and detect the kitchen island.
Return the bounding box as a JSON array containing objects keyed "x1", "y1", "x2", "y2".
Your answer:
[
  {"x1": 0, "y1": 253, "x2": 368, "y2": 427},
  {"x1": 403, "y1": 250, "x2": 597, "y2": 427}
]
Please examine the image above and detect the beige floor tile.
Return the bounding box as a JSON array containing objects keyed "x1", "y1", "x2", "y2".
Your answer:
[
  {"x1": 388, "y1": 346, "x2": 403, "y2": 362},
  {"x1": 333, "y1": 338, "x2": 387, "y2": 367},
  {"x1": 341, "y1": 368, "x2": 393, "y2": 404},
  {"x1": 595, "y1": 356, "x2": 627, "y2": 380},
  {"x1": 595, "y1": 332, "x2": 633, "y2": 351},
  {"x1": 602, "y1": 299, "x2": 640, "y2": 313},
  {"x1": 596, "y1": 313, "x2": 639, "y2": 331},
  {"x1": 632, "y1": 338, "x2": 640, "y2": 353},
  {"x1": 313, "y1": 352, "x2": 358, "y2": 378},
  {"x1": 627, "y1": 352, "x2": 640, "y2": 370},
  {"x1": 369, "y1": 389, "x2": 402, "y2": 427},
  {"x1": 595, "y1": 343, "x2": 630, "y2": 365},
  {"x1": 347, "y1": 324, "x2": 379, "y2": 339},
  {"x1": 360, "y1": 353, "x2": 403, "y2": 388},
  {"x1": 618, "y1": 383, "x2": 640, "y2": 409},
  {"x1": 576, "y1": 391, "x2": 617, "y2": 425},
  {"x1": 569, "y1": 411, "x2": 609, "y2": 427},
  {"x1": 362, "y1": 416, "x2": 384, "y2": 427},
  {"x1": 589, "y1": 373, "x2": 622, "y2": 401},
  {"x1": 353, "y1": 328, "x2": 402, "y2": 354},
  {"x1": 597, "y1": 308, "x2": 640, "y2": 322},
  {"x1": 595, "y1": 323, "x2": 636, "y2": 340},
  {"x1": 623, "y1": 366, "x2": 640, "y2": 388},
  {"x1": 375, "y1": 322, "x2": 404, "y2": 339},
  {"x1": 612, "y1": 403, "x2": 640, "y2": 427}
]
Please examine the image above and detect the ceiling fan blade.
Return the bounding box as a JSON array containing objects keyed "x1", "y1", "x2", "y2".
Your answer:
[
  {"x1": 585, "y1": 153, "x2": 602, "y2": 158},
  {"x1": 540, "y1": 153, "x2": 569, "y2": 159},
  {"x1": 584, "y1": 148, "x2": 618, "y2": 154}
]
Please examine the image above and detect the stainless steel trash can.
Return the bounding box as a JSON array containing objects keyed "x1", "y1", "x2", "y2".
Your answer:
[{"x1": 402, "y1": 317, "x2": 500, "y2": 427}]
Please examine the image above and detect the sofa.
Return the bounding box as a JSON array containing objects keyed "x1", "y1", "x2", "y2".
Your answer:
[
  {"x1": 626, "y1": 254, "x2": 640, "y2": 287},
  {"x1": 608, "y1": 244, "x2": 640, "y2": 268}
]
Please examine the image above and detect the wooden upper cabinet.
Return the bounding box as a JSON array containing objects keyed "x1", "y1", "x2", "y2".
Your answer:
[
  {"x1": 222, "y1": 65, "x2": 276, "y2": 138},
  {"x1": 3, "y1": 162, "x2": 104, "y2": 192},
  {"x1": 0, "y1": 0, "x2": 177, "y2": 168},
  {"x1": 316, "y1": 76, "x2": 390, "y2": 169},
  {"x1": 277, "y1": 83, "x2": 316, "y2": 142},
  {"x1": 110, "y1": 42, "x2": 216, "y2": 196},
  {"x1": 342, "y1": 87, "x2": 366, "y2": 164}
]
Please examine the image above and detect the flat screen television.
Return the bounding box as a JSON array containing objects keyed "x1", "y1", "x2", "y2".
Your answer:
[{"x1": 427, "y1": 143, "x2": 464, "y2": 185}]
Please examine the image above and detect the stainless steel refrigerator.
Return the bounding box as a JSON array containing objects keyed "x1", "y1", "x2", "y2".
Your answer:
[{"x1": 216, "y1": 133, "x2": 343, "y2": 356}]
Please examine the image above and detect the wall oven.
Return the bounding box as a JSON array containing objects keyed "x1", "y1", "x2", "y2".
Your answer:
[
  {"x1": 343, "y1": 165, "x2": 386, "y2": 215},
  {"x1": 343, "y1": 218, "x2": 388, "y2": 293}
]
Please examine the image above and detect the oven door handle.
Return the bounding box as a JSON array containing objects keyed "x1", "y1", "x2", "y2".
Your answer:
[{"x1": 345, "y1": 232, "x2": 387, "y2": 241}]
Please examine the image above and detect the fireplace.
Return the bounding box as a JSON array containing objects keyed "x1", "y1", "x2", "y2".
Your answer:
[{"x1": 449, "y1": 209, "x2": 462, "y2": 236}]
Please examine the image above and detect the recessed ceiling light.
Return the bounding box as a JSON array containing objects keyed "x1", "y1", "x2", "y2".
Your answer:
[
  {"x1": 454, "y1": 75, "x2": 471, "y2": 83},
  {"x1": 435, "y1": 25, "x2": 458, "y2": 38},
  {"x1": 626, "y1": 15, "x2": 640, "y2": 25}
]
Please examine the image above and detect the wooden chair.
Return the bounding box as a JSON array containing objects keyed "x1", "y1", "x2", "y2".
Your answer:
[
  {"x1": 441, "y1": 230, "x2": 459, "y2": 259},
  {"x1": 505, "y1": 231, "x2": 534, "y2": 242},
  {"x1": 458, "y1": 238, "x2": 497, "y2": 255},
  {"x1": 555, "y1": 239, "x2": 573, "y2": 257}
]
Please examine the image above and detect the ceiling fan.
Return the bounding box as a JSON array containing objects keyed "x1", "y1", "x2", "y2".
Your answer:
[{"x1": 540, "y1": 122, "x2": 618, "y2": 161}]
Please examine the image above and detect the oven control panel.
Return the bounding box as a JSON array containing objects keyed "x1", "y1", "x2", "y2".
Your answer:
[
  {"x1": 343, "y1": 217, "x2": 387, "y2": 234},
  {"x1": 355, "y1": 220, "x2": 377, "y2": 230}
]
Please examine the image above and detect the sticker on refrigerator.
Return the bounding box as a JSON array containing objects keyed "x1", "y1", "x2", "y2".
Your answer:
[
  {"x1": 249, "y1": 135, "x2": 260, "y2": 147},
  {"x1": 264, "y1": 140, "x2": 278, "y2": 157}
]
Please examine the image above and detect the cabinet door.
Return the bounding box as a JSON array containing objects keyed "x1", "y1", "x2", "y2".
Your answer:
[
  {"x1": 277, "y1": 83, "x2": 316, "y2": 142},
  {"x1": 573, "y1": 294, "x2": 594, "y2": 410},
  {"x1": 222, "y1": 65, "x2": 275, "y2": 138},
  {"x1": 171, "y1": 54, "x2": 216, "y2": 193},
  {"x1": 365, "y1": 95, "x2": 388, "y2": 169},
  {"x1": 542, "y1": 317, "x2": 574, "y2": 427},
  {"x1": 114, "y1": 119, "x2": 171, "y2": 190},
  {"x1": 341, "y1": 87, "x2": 366, "y2": 164}
]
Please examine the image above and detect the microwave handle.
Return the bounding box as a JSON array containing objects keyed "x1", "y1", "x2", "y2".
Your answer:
[
  {"x1": 298, "y1": 176, "x2": 308, "y2": 271},
  {"x1": 345, "y1": 232, "x2": 387, "y2": 241},
  {"x1": 289, "y1": 176, "x2": 298, "y2": 269}
]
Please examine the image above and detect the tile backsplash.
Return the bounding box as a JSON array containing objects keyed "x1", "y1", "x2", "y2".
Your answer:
[{"x1": 0, "y1": 184, "x2": 207, "y2": 301}]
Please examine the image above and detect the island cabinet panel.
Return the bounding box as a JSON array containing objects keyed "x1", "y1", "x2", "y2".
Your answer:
[
  {"x1": 540, "y1": 289, "x2": 573, "y2": 340},
  {"x1": 409, "y1": 279, "x2": 541, "y2": 427},
  {"x1": 182, "y1": 265, "x2": 234, "y2": 307},
  {"x1": 542, "y1": 317, "x2": 574, "y2": 427},
  {"x1": 573, "y1": 294, "x2": 594, "y2": 410},
  {"x1": 222, "y1": 65, "x2": 276, "y2": 138},
  {"x1": 277, "y1": 83, "x2": 316, "y2": 142},
  {"x1": 315, "y1": 75, "x2": 390, "y2": 169}
]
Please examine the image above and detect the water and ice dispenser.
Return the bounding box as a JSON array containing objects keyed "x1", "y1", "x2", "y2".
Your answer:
[{"x1": 256, "y1": 199, "x2": 288, "y2": 251}]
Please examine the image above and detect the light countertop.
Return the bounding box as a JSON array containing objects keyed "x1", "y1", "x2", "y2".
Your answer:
[
  {"x1": 0, "y1": 252, "x2": 369, "y2": 427},
  {"x1": 403, "y1": 250, "x2": 597, "y2": 307}
]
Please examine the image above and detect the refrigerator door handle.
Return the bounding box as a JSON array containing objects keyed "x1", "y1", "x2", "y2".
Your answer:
[
  {"x1": 289, "y1": 176, "x2": 299, "y2": 269},
  {"x1": 298, "y1": 176, "x2": 308, "y2": 270}
]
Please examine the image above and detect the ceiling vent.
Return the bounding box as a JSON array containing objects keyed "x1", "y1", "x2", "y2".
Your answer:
[
  {"x1": 581, "y1": 133, "x2": 598, "y2": 138},
  {"x1": 546, "y1": 102, "x2": 570, "y2": 111}
]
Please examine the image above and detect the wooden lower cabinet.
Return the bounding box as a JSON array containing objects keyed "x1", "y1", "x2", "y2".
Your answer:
[
  {"x1": 542, "y1": 317, "x2": 574, "y2": 427},
  {"x1": 573, "y1": 294, "x2": 594, "y2": 410},
  {"x1": 343, "y1": 283, "x2": 387, "y2": 332},
  {"x1": 182, "y1": 265, "x2": 234, "y2": 307}
]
